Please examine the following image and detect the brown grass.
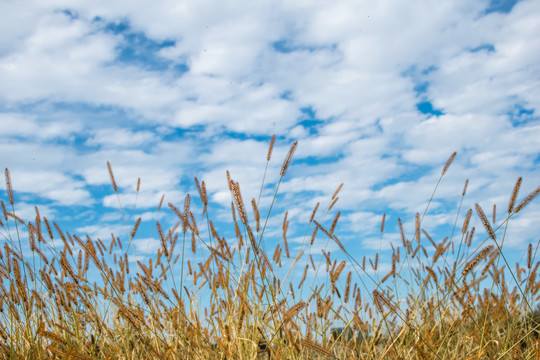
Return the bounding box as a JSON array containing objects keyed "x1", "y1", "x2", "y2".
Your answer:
[{"x1": 1, "y1": 143, "x2": 539, "y2": 360}]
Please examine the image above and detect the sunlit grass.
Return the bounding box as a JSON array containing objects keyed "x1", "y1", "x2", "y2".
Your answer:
[{"x1": 0, "y1": 141, "x2": 539, "y2": 359}]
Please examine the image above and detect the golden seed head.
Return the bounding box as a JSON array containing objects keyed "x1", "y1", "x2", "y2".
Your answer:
[
  {"x1": 442, "y1": 151, "x2": 457, "y2": 176},
  {"x1": 183, "y1": 194, "x2": 191, "y2": 216},
  {"x1": 158, "y1": 194, "x2": 165, "y2": 211},
  {"x1": 310, "y1": 226, "x2": 318, "y2": 246},
  {"x1": 462, "y1": 178, "x2": 469, "y2": 197},
  {"x1": 267, "y1": 135, "x2": 276, "y2": 161},
  {"x1": 309, "y1": 202, "x2": 319, "y2": 223},
  {"x1": 232, "y1": 182, "x2": 248, "y2": 225},
  {"x1": 281, "y1": 140, "x2": 298, "y2": 177},
  {"x1": 329, "y1": 211, "x2": 340, "y2": 235},
  {"x1": 226, "y1": 170, "x2": 232, "y2": 191},
  {"x1": 508, "y1": 177, "x2": 522, "y2": 214},
  {"x1": 4, "y1": 169, "x2": 14, "y2": 205},
  {"x1": 462, "y1": 209, "x2": 472, "y2": 235},
  {"x1": 528, "y1": 243, "x2": 533, "y2": 269},
  {"x1": 131, "y1": 217, "x2": 141, "y2": 239},
  {"x1": 475, "y1": 203, "x2": 496, "y2": 240},
  {"x1": 462, "y1": 245, "x2": 493, "y2": 276},
  {"x1": 1, "y1": 200, "x2": 7, "y2": 221},
  {"x1": 107, "y1": 161, "x2": 118, "y2": 193},
  {"x1": 168, "y1": 202, "x2": 183, "y2": 220},
  {"x1": 251, "y1": 198, "x2": 260, "y2": 232},
  {"x1": 331, "y1": 183, "x2": 343, "y2": 200},
  {"x1": 415, "y1": 212, "x2": 421, "y2": 244},
  {"x1": 514, "y1": 186, "x2": 540, "y2": 214}
]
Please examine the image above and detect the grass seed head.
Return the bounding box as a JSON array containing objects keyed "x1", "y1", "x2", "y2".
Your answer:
[
  {"x1": 442, "y1": 151, "x2": 457, "y2": 175},
  {"x1": 267, "y1": 134, "x2": 276, "y2": 161},
  {"x1": 475, "y1": 203, "x2": 496, "y2": 240},
  {"x1": 513, "y1": 185, "x2": 540, "y2": 214},
  {"x1": 4, "y1": 168, "x2": 14, "y2": 205},
  {"x1": 106, "y1": 161, "x2": 118, "y2": 193},
  {"x1": 280, "y1": 140, "x2": 298, "y2": 177}
]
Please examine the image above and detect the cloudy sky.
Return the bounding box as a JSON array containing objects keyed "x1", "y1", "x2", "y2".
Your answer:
[{"x1": 1, "y1": 0, "x2": 539, "y2": 290}]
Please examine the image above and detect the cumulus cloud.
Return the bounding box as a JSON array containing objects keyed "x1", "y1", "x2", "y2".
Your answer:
[{"x1": 0, "y1": 0, "x2": 538, "y2": 273}]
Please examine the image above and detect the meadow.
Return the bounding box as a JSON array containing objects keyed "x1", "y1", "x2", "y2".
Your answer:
[{"x1": 1, "y1": 137, "x2": 539, "y2": 359}]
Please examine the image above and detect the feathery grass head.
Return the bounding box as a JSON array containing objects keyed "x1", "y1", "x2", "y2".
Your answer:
[
  {"x1": 475, "y1": 203, "x2": 496, "y2": 240},
  {"x1": 4, "y1": 168, "x2": 14, "y2": 205},
  {"x1": 508, "y1": 177, "x2": 522, "y2": 214},
  {"x1": 513, "y1": 185, "x2": 540, "y2": 214},
  {"x1": 267, "y1": 134, "x2": 276, "y2": 161},
  {"x1": 442, "y1": 151, "x2": 457, "y2": 176},
  {"x1": 462, "y1": 245, "x2": 494, "y2": 276},
  {"x1": 107, "y1": 161, "x2": 118, "y2": 193},
  {"x1": 281, "y1": 140, "x2": 298, "y2": 177}
]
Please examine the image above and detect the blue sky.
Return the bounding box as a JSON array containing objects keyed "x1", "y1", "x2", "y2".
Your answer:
[{"x1": 0, "y1": 0, "x2": 539, "y2": 299}]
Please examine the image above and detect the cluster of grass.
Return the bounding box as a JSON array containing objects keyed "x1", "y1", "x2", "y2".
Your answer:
[{"x1": 1, "y1": 137, "x2": 540, "y2": 359}]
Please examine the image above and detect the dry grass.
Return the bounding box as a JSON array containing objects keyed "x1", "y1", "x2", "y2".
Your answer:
[{"x1": 1, "y1": 141, "x2": 539, "y2": 359}]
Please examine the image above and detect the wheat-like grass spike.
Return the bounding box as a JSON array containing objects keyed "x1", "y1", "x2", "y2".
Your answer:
[
  {"x1": 107, "y1": 161, "x2": 118, "y2": 193},
  {"x1": 475, "y1": 204, "x2": 496, "y2": 240},
  {"x1": 442, "y1": 151, "x2": 457, "y2": 175},
  {"x1": 4, "y1": 169, "x2": 14, "y2": 205},
  {"x1": 280, "y1": 140, "x2": 298, "y2": 177},
  {"x1": 513, "y1": 186, "x2": 540, "y2": 214},
  {"x1": 267, "y1": 135, "x2": 275, "y2": 161}
]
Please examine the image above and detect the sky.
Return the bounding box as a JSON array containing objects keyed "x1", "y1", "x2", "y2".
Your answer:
[{"x1": 1, "y1": 0, "x2": 539, "y2": 300}]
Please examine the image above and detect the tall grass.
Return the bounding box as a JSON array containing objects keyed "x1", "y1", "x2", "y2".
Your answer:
[{"x1": 0, "y1": 140, "x2": 539, "y2": 359}]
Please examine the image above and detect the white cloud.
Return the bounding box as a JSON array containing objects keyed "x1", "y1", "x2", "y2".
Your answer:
[
  {"x1": 86, "y1": 128, "x2": 157, "y2": 148},
  {"x1": 76, "y1": 223, "x2": 127, "y2": 241},
  {"x1": 3, "y1": 169, "x2": 92, "y2": 206},
  {"x1": 0, "y1": 0, "x2": 539, "y2": 276},
  {"x1": 0, "y1": 113, "x2": 83, "y2": 140},
  {"x1": 132, "y1": 237, "x2": 161, "y2": 254},
  {"x1": 427, "y1": 1, "x2": 540, "y2": 115}
]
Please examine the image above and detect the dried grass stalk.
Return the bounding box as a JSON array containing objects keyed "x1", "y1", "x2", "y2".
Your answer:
[
  {"x1": 4, "y1": 169, "x2": 14, "y2": 205},
  {"x1": 232, "y1": 182, "x2": 248, "y2": 226},
  {"x1": 281, "y1": 141, "x2": 298, "y2": 177},
  {"x1": 267, "y1": 135, "x2": 276, "y2": 161},
  {"x1": 462, "y1": 245, "x2": 494, "y2": 276},
  {"x1": 442, "y1": 151, "x2": 457, "y2": 175},
  {"x1": 514, "y1": 186, "x2": 540, "y2": 214},
  {"x1": 131, "y1": 217, "x2": 141, "y2": 239},
  {"x1": 508, "y1": 177, "x2": 522, "y2": 214},
  {"x1": 107, "y1": 161, "x2": 118, "y2": 193},
  {"x1": 344, "y1": 271, "x2": 352, "y2": 303},
  {"x1": 475, "y1": 204, "x2": 496, "y2": 240},
  {"x1": 415, "y1": 212, "x2": 421, "y2": 244},
  {"x1": 1, "y1": 201, "x2": 7, "y2": 221},
  {"x1": 329, "y1": 211, "x2": 340, "y2": 235},
  {"x1": 462, "y1": 178, "x2": 469, "y2": 196},
  {"x1": 331, "y1": 183, "x2": 343, "y2": 200},
  {"x1": 158, "y1": 194, "x2": 165, "y2": 211},
  {"x1": 331, "y1": 261, "x2": 346, "y2": 284},
  {"x1": 462, "y1": 209, "x2": 472, "y2": 235},
  {"x1": 251, "y1": 198, "x2": 260, "y2": 232},
  {"x1": 528, "y1": 243, "x2": 533, "y2": 269},
  {"x1": 373, "y1": 289, "x2": 396, "y2": 314}
]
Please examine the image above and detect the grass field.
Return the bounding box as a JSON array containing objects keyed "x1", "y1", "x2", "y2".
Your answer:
[{"x1": 1, "y1": 138, "x2": 539, "y2": 359}]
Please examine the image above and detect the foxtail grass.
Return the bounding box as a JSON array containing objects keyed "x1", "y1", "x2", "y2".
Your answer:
[{"x1": 1, "y1": 142, "x2": 539, "y2": 359}]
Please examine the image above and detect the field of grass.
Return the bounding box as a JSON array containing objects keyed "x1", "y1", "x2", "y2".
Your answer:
[{"x1": 1, "y1": 138, "x2": 539, "y2": 359}]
